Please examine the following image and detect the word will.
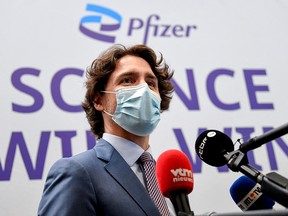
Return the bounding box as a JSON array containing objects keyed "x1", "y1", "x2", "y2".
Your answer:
[{"x1": 0, "y1": 126, "x2": 287, "y2": 181}]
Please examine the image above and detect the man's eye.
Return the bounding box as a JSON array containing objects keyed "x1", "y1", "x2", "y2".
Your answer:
[
  {"x1": 121, "y1": 78, "x2": 133, "y2": 83},
  {"x1": 147, "y1": 81, "x2": 156, "y2": 87}
]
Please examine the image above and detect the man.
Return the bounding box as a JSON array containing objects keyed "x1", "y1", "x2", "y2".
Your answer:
[{"x1": 38, "y1": 44, "x2": 175, "y2": 215}]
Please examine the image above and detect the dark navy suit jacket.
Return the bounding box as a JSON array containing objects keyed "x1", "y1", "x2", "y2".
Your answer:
[{"x1": 38, "y1": 139, "x2": 161, "y2": 216}]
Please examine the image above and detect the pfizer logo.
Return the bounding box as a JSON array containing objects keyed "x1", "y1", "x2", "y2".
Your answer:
[
  {"x1": 79, "y1": 4, "x2": 122, "y2": 43},
  {"x1": 207, "y1": 131, "x2": 216, "y2": 137}
]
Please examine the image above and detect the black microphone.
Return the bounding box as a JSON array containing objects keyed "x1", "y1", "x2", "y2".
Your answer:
[
  {"x1": 195, "y1": 129, "x2": 234, "y2": 167},
  {"x1": 239, "y1": 122, "x2": 288, "y2": 153}
]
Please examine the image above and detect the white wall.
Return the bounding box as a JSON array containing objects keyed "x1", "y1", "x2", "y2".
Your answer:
[{"x1": 1, "y1": 0, "x2": 288, "y2": 215}]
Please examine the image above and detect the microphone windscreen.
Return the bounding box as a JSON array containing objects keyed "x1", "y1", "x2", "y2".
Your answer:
[
  {"x1": 230, "y1": 175, "x2": 275, "y2": 211},
  {"x1": 156, "y1": 149, "x2": 194, "y2": 198},
  {"x1": 195, "y1": 130, "x2": 234, "y2": 167}
]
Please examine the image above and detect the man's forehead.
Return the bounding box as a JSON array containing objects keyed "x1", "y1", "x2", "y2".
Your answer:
[{"x1": 111, "y1": 56, "x2": 155, "y2": 77}]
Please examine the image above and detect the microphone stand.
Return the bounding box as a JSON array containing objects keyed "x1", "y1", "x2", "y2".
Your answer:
[
  {"x1": 239, "y1": 122, "x2": 288, "y2": 153},
  {"x1": 224, "y1": 150, "x2": 288, "y2": 208}
]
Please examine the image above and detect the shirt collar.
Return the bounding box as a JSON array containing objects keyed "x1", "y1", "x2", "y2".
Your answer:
[{"x1": 102, "y1": 133, "x2": 152, "y2": 166}]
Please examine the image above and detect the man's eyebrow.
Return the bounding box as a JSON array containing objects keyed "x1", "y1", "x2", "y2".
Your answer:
[
  {"x1": 113, "y1": 71, "x2": 137, "y2": 83},
  {"x1": 119, "y1": 71, "x2": 137, "y2": 76},
  {"x1": 114, "y1": 71, "x2": 157, "y2": 82},
  {"x1": 115, "y1": 71, "x2": 137, "y2": 79},
  {"x1": 116, "y1": 71, "x2": 156, "y2": 78},
  {"x1": 145, "y1": 73, "x2": 158, "y2": 80}
]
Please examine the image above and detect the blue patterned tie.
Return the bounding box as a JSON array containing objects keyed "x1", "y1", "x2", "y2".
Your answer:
[{"x1": 139, "y1": 152, "x2": 170, "y2": 216}]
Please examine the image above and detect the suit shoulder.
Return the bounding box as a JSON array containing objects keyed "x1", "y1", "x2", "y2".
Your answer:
[{"x1": 50, "y1": 148, "x2": 102, "y2": 174}]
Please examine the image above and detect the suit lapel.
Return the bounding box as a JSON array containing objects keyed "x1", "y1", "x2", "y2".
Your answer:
[{"x1": 94, "y1": 139, "x2": 160, "y2": 216}]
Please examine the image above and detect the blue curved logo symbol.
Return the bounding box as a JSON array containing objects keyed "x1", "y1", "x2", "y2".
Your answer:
[{"x1": 79, "y1": 4, "x2": 122, "y2": 43}]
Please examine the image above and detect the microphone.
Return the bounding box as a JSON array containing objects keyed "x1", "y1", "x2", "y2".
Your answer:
[
  {"x1": 195, "y1": 123, "x2": 288, "y2": 165},
  {"x1": 195, "y1": 129, "x2": 288, "y2": 208},
  {"x1": 239, "y1": 122, "x2": 288, "y2": 153},
  {"x1": 156, "y1": 149, "x2": 194, "y2": 216},
  {"x1": 195, "y1": 129, "x2": 234, "y2": 167},
  {"x1": 230, "y1": 175, "x2": 275, "y2": 211}
]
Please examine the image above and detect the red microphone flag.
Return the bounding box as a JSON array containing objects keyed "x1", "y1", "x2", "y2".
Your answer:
[{"x1": 156, "y1": 149, "x2": 194, "y2": 198}]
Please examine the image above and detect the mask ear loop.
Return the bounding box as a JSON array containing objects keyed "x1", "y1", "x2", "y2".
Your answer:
[
  {"x1": 100, "y1": 90, "x2": 116, "y2": 117},
  {"x1": 101, "y1": 90, "x2": 116, "y2": 94},
  {"x1": 103, "y1": 110, "x2": 114, "y2": 117}
]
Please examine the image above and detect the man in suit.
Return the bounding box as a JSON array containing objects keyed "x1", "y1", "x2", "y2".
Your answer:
[{"x1": 38, "y1": 44, "x2": 175, "y2": 215}]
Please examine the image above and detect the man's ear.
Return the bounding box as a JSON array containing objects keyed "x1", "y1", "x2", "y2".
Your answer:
[{"x1": 93, "y1": 92, "x2": 103, "y2": 111}]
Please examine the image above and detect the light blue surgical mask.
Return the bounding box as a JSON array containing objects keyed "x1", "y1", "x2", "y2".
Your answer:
[{"x1": 102, "y1": 83, "x2": 161, "y2": 136}]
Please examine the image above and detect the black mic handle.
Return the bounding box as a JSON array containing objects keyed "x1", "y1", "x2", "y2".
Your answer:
[
  {"x1": 238, "y1": 165, "x2": 288, "y2": 208},
  {"x1": 240, "y1": 122, "x2": 288, "y2": 153},
  {"x1": 170, "y1": 190, "x2": 192, "y2": 215},
  {"x1": 225, "y1": 149, "x2": 263, "y2": 181},
  {"x1": 224, "y1": 150, "x2": 288, "y2": 208},
  {"x1": 261, "y1": 172, "x2": 288, "y2": 208},
  {"x1": 178, "y1": 211, "x2": 195, "y2": 216}
]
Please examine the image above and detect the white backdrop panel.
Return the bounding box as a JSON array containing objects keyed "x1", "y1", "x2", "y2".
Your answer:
[{"x1": 0, "y1": 0, "x2": 288, "y2": 215}]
